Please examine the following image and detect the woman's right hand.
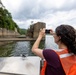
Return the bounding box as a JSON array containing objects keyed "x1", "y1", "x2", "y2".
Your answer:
[{"x1": 38, "y1": 28, "x2": 45, "y2": 38}]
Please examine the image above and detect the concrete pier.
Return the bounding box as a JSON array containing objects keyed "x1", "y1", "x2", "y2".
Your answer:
[
  {"x1": 0, "y1": 38, "x2": 35, "y2": 41},
  {"x1": 0, "y1": 37, "x2": 45, "y2": 42}
]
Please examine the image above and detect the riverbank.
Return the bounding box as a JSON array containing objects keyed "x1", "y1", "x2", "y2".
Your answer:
[
  {"x1": 0, "y1": 37, "x2": 45, "y2": 41},
  {"x1": 0, "y1": 37, "x2": 45, "y2": 47},
  {"x1": 0, "y1": 41, "x2": 13, "y2": 46}
]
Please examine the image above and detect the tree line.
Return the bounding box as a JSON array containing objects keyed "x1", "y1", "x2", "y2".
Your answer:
[
  {"x1": 0, "y1": 7, "x2": 27, "y2": 35},
  {"x1": 0, "y1": 7, "x2": 20, "y2": 32}
]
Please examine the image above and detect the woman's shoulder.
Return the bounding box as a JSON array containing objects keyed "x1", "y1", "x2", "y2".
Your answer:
[
  {"x1": 43, "y1": 49, "x2": 59, "y2": 58},
  {"x1": 43, "y1": 49, "x2": 65, "y2": 53},
  {"x1": 43, "y1": 48, "x2": 69, "y2": 57}
]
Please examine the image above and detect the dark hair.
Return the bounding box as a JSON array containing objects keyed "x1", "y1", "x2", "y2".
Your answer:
[{"x1": 55, "y1": 24, "x2": 76, "y2": 54}]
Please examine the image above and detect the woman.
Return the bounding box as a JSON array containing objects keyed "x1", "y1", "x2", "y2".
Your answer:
[{"x1": 32, "y1": 24, "x2": 76, "y2": 75}]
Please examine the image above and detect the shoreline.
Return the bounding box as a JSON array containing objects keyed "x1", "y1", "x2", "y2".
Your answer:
[
  {"x1": 0, "y1": 37, "x2": 45, "y2": 41},
  {"x1": 0, "y1": 37, "x2": 45, "y2": 46},
  {"x1": 0, "y1": 41, "x2": 14, "y2": 46}
]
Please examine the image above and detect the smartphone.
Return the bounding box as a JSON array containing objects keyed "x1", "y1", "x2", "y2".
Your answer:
[{"x1": 45, "y1": 29, "x2": 50, "y2": 34}]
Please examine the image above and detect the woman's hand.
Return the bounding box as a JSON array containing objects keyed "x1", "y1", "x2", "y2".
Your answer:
[
  {"x1": 50, "y1": 29, "x2": 55, "y2": 35},
  {"x1": 38, "y1": 28, "x2": 45, "y2": 38}
]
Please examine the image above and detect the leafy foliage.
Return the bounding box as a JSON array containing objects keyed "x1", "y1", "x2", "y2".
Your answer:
[
  {"x1": 0, "y1": 7, "x2": 20, "y2": 32},
  {"x1": 19, "y1": 29, "x2": 27, "y2": 35}
]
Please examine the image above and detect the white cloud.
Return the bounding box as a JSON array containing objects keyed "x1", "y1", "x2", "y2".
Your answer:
[
  {"x1": 42, "y1": 10, "x2": 76, "y2": 29},
  {"x1": 39, "y1": 0, "x2": 66, "y2": 9},
  {"x1": 2, "y1": 0, "x2": 22, "y2": 15},
  {"x1": 2, "y1": 0, "x2": 76, "y2": 30},
  {"x1": 14, "y1": 19, "x2": 40, "y2": 29}
]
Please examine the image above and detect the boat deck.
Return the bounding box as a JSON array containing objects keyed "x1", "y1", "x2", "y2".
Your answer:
[{"x1": 0, "y1": 56, "x2": 41, "y2": 75}]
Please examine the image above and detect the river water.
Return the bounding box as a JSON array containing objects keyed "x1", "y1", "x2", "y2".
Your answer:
[{"x1": 0, "y1": 35, "x2": 58, "y2": 57}]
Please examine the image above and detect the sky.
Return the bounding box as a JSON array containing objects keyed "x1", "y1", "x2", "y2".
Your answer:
[{"x1": 1, "y1": 0, "x2": 76, "y2": 30}]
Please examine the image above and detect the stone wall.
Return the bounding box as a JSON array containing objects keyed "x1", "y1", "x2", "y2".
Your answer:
[
  {"x1": 27, "y1": 22, "x2": 46, "y2": 38},
  {"x1": 33, "y1": 22, "x2": 45, "y2": 38},
  {"x1": 0, "y1": 28, "x2": 20, "y2": 37}
]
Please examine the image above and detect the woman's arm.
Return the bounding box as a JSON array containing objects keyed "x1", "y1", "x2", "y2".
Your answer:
[{"x1": 32, "y1": 28, "x2": 45, "y2": 58}]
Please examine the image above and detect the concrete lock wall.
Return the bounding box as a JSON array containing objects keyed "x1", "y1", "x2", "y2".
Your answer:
[
  {"x1": 33, "y1": 22, "x2": 46, "y2": 38},
  {"x1": 0, "y1": 28, "x2": 2, "y2": 36},
  {"x1": 0, "y1": 28, "x2": 20, "y2": 37},
  {"x1": 27, "y1": 22, "x2": 46, "y2": 38}
]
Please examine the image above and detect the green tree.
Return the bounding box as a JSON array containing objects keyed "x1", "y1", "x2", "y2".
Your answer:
[{"x1": 0, "y1": 7, "x2": 20, "y2": 37}]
